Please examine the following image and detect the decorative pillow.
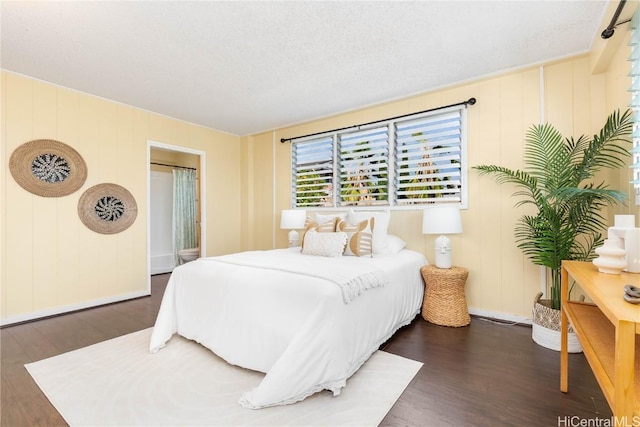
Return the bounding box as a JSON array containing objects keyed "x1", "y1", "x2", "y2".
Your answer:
[
  {"x1": 304, "y1": 216, "x2": 338, "y2": 232},
  {"x1": 300, "y1": 217, "x2": 339, "y2": 251},
  {"x1": 314, "y1": 212, "x2": 347, "y2": 229},
  {"x1": 384, "y1": 235, "x2": 407, "y2": 254},
  {"x1": 301, "y1": 230, "x2": 347, "y2": 257},
  {"x1": 337, "y1": 219, "x2": 373, "y2": 257},
  {"x1": 347, "y1": 210, "x2": 391, "y2": 254}
]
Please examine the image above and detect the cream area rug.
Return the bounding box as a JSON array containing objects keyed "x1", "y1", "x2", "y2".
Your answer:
[{"x1": 25, "y1": 328, "x2": 422, "y2": 426}]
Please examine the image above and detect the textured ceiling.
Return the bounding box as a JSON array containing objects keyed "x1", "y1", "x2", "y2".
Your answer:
[{"x1": 1, "y1": 1, "x2": 612, "y2": 136}]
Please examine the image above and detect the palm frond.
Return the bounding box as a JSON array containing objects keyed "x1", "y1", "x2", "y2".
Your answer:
[
  {"x1": 573, "y1": 109, "x2": 633, "y2": 182},
  {"x1": 524, "y1": 124, "x2": 566, "y2": 184}
]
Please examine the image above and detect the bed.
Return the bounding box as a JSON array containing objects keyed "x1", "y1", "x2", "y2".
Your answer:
[{"x1": 149, "y1": 245, "x2": 426, "y2": 409}]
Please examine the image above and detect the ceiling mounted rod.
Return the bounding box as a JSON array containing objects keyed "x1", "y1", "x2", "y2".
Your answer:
[
  {"x1": 601, "y1": 0, "x2": 627, "y2": 39},
  {"x1": 280, "y1": 97, "x2": 477, "y2": 143}
]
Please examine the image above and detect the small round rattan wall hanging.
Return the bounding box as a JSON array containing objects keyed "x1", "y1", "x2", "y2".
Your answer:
[
  {"x1": 9, "y1": 139, "x2": 88, "y2": 197},
  {"x1": 78, "y1": 183, "x2": 138, "y2": 234}
]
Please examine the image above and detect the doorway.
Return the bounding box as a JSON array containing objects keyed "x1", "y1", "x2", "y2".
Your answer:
[{"x1": 146, "y1": 141, "x2": 206, "y2": 291}]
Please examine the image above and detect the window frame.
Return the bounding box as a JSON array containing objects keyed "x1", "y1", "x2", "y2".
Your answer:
[
  {"x1": 629, "y1": 9, "x2": 640, "y2": 205},
  {"x1": 290, "y1": 104, "x2": 468, "y2": 210}
]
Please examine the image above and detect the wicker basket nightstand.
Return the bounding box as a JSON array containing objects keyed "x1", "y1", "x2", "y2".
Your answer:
[{"x1": 420, "y1": 265, "x2": 470, "y2": 327}]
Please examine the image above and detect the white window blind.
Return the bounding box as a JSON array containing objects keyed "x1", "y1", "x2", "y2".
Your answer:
[
  {"x1": 394, "y1": 109, "x2": 463, "y2": 204},
  {"x1": 290, "y1": 104, "x2": 468, "y2": 209},
  {"x1": 292, "y1": 136, "x2": 334, "y2": 208},
  {"x1": 630, "y1": 10, "x2": 640, "y2": 205},
  {"x1": 338, "y1": 126, "x2": 389, "y2": 206}
]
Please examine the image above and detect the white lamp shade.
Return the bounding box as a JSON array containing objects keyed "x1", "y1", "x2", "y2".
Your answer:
[
  {"x1": 422, "y1": 205, "x2": 463, "y2": 235},
  {"x1": 422, "y1": 205, "x2": 462, "y2": 269},
  {"x1": 280, "y1": 209, "x2": 307, "y2": 230}
]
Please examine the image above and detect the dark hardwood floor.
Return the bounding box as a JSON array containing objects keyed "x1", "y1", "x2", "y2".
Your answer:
[{"x1": 2, "y1": 274, "x2": 611, "y2": 427}]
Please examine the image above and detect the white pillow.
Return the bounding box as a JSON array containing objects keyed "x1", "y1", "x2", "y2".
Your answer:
[
  {"x1": 347, "y1": 210, "x2": 391, "y2": 254},
  {"x1": 383, "y1": 235, "x2": 407, "y2": 254},
  {"x1": 301, "y1": 230, "x2": 347, "y2": 257}
]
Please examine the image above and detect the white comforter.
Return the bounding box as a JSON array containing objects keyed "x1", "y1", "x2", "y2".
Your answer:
[{"x1": 149, "y1": 247, "x2": 426, "y2": 409}]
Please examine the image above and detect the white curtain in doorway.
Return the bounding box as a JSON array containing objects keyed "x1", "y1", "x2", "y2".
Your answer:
[{"x1": 173, "y1": 168, "x2": 198, "y2": 265}]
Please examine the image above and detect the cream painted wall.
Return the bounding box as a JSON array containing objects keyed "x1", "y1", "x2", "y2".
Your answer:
[
  {"x1": 241, "y1": 11, "x2": 637, "y2": 320},
  {"x1": 240, "y1": 132, "x2": 276, "y2": 250},
  {"x1": 0, "y1": 71, "x2": 242, "y2": 324}
]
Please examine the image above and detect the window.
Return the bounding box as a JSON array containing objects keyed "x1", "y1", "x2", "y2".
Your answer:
[
  {"x1": 291, "y1": 105, "x2": 468, "y2": 209},
  {"x1": 630, "y1": 10, "x2": 640, "y2": 205},
  {"x1": 292, "y1": 136, "x2": 333, "y2": 208},
  {"x1": 395, "y1": 109, "x2": 463, "y2": 204},
  {"x1": 339, "y1": 126, "x2": 389, "y2": 206}
]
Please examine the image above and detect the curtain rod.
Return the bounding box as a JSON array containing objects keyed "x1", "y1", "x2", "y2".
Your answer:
[
  {"x1": 601, "y1": 0, "x2": 629, "y2": 39},
  {"x1": 280, "y1": 97, "x2": 476, "y2": 143},
  {"x1": 150, "y1": 162, "x2": 197, "y2": 171}
]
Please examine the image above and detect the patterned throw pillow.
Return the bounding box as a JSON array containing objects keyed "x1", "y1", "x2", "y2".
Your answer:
[
  {"x1": 337, "y1": 219, "x2": 373, "y2": 257},
  {"x1": 347, "y1": 210, "x2": 390, "y2": 254},
  {"x1": 301, "y1": 230, "x2": 347, "y2": 257}
]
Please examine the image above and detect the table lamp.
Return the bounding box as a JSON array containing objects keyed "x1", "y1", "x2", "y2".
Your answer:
[
  {"x1": 422, "y1": 205, "x2": 463, "y2": 269},
  {"x1": 280, "y1": 209, "x2": 307, "y2": 247}
]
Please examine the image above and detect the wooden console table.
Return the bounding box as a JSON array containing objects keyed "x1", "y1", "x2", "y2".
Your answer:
[{"x1": 561, "y1": 261, "x2": 640, "y2": 423}]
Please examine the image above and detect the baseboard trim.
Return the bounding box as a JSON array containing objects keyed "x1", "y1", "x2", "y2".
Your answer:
[
  {"x1": 0, "y1": 291, "x2": 150, "y2": 327},
  {"x1": 2, "y1": 297, "x2": 532, "y2": 328},
  {"x1": 469, "y1": 307, "x2": 532, "y2": 326}
]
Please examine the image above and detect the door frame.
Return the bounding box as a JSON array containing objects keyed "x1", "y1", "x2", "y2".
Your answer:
[{"x1": 146, "y1": 140, "x2": 206, "y2": 290}]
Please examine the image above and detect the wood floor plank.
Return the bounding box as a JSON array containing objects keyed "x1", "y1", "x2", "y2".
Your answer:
[
  {"x1": 29, "y1": 314, "x2": 107, "y2": 354},
  {"x1": 1, "y1": 330, "x2": 66, "y2": 426},
  {"x1": 4, "y1": 323, "x2": 59, "y2": 364},
  {"x1": 1, "y1": 389, "x2": 66, "y2": 427},
  {"x1": 379, "y1": 319, "x2": 611, "y2": 426},
  {"x1": 1, "y1": 273, "x2": 614, "y2": 427}
]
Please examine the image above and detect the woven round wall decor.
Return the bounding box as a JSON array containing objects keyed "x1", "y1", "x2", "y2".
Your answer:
[
  {"x1": 78, "y1": 183, "x2": 138, "y2": 234},
  {"x1": 9, "y1": 139, "x2": 88, "y2": 197}
]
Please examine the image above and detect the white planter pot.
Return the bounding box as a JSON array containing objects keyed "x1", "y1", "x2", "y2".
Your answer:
[{"x1": 531, "y1": 292, "x2": 582, "y2": 353}]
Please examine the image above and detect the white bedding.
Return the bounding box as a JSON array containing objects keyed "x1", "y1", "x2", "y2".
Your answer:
[{"x1": 149, "y1": 247, "x2": 426, "y2": 409}]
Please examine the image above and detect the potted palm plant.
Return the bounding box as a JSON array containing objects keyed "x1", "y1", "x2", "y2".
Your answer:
[{"x1": 474, "y1": 109, "x2": 633, "y2": 351}]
